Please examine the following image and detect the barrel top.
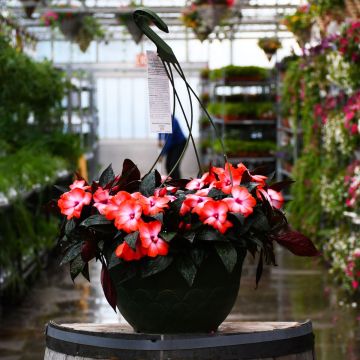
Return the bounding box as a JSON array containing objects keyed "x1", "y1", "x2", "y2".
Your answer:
[
  {"x1": 59, "y1": 321, "x2": 304, "y2": 335},
  {"x1": 46, "y1": 321, "x2": 314, "y2": 359}
]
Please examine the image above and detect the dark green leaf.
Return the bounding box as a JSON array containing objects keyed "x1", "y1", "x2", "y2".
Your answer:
[
  {"x1": 65, "y1": 219, "x2": 76, "y2": 235},
  {"x1": 183, "y1": 231, "x2": 196, "y2": 243},
  {"x1": 229, "y1": 212, "x2": 245, "y2": 226},
  {"x1": 140, "y1": 171, "x2": 157, "y2": 197},
  {"x1": 160, "y1": 231, "x2": 177, "y2": 243},
  {"x1": 141, "y1": 256, "x2": 173, "y2": 278},
  {"x1": 196, "y1": 227, "x2": 226, "y2": 241},
  {"x1": 70, "y1": 255, "x2": 85, "y2": 281},
  {"x1": 151, "y1": 212, "x2": 164, "y2": 223},
  {"x1": 244, "y1": 182, "x2": 260, "y2": 192},
  {"x1": 238, "y1": 216, "x2": 256, "y2": 235},
  {"x1": 99, "y1": 164, "x2": 115, "y2": 187},
  {"x1": 176, "y1": 256, "x2": 197, "y2": 286},
  {"x1": 215, "y1": 243, "x2": 237, "y2": 273},
  {"x1": 80, "y1": 215, "x2": 112, "y2": 228},
  {"x1": 251, "y1": 210, "x2": 270, "y2": 232},
  {"x1": 60, "y1": 242, "x2": 82, "y2": 266},
  {"x1": 108, "y1": 249, "x2": 123, "y2": 269},
  {"x1": 81, "y1": 263, "x2": 90, "y2": 282},
  {"x1": 124, "y1": 231, "x2": 139, "y2": 251},
  {"x1": 265, "y1": 171, "x2": 275, "y2": 184},
  {"x1": 114, "y1": 231, "x2": 123, "y2": 240},
  {"x1": 190, "y1": 248, "x2": 206, "y2": 268},
  {"x1": 208, "y1": 188, "x2": 227, "y2": 199}
]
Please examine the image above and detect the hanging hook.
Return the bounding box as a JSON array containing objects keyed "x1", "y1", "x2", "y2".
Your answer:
[{"x1": 133, "y1": 8, "x2": 178, "y2": 64}]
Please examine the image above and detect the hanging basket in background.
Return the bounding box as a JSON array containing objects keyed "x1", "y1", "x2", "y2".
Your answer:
[
  {"x1": 181, "y1": 0, "x2": 234, "y2": 41},
  {"x1": 59, "y1": 14, "x2": 85, "y2": 41},
  {"x1": 117, "y1": 13, "x2": 143, "y2": 44},
  {"x1": 20, "y1": 0, "x2": 39, "y2": 18},
  {"x1": 42, "y1": 11, "x2": 105, "y2": 52},
  {"x1": 258, "y1": 37, "x2": 282, "y2": 60},
  {"x1": 281, "y1": 4, "x2": 315, "y2": 48}
]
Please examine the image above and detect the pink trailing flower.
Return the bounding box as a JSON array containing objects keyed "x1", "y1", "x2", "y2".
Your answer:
[
  {"x1": 223, "y1": 186, "x2": 256, "y2": 217},
  {"x1": 69, "y1": 179, "x2": 90, "y2": 191},
  {"x1": 58, "y1": 188, "x2": 92, "y2": 220},
  {"x1": 104, "y1": 191, "x2": 132, "y2": 220},
  {"x1": 139, "y1": 220, "x2": 169, "y2": 257},
  {"x1": 180, "y1": 194, "x2": 211, "y2": 216},
  {"x1": 198, "y1": 200, "x2": 233, "y2": 234},
  {"x1": 113, "y1": 200, "x2": 143, "y2": 233},
  {"x1": 93, "y1": 187, "x2": 110, "y2": 215}
]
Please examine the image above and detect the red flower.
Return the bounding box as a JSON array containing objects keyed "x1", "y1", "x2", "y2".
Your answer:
[
  {"x1": 69, "y1": 179, "x2": 90, "y2": 191},
  {"x1": 180, "y1": 194, "x2": 211, "y2": 215},
  {"x1": 267, "y1": 189, "x2": 284, "y2": 209},
  {"x1": 199, "y1": 200, "x2": 233, "y2": 234},
  {"x1": 58, "y1": 188, "x2": 92, "y2": 220},
  {"x1": 139, "y1": 220, "x2": 169, "y2": 257},
  {"x1": 93, "y1": 187, "x2": 110, "y2": 215},
  {"x1": 257, "y1": 188, "x2": 284, "y2": 209},
  {"x1": 141, "y1": 195, "x2": 170, "y2": 216},
  {"x1": 212, "y1": 163, "x2": 247, "y2": 194},
  {"x1": 113, "y1": 200, "x2": 142, "y2": 233},
  {"x1": 223, "y1": 186, "x2": 256, "y2": 217},
  {"x1": 104, "y1": 191, "x2": 132, "y2": 220},
  {"x1": 115, "y1": 241, "x2": 144, "y2": 261},
  {"x1": 186, "y1": 177, "x2": 205, "y2": 190}
]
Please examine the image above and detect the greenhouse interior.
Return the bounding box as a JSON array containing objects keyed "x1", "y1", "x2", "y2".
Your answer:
[{"x1": 0, "y1": 0, "x2": 359, "y2": 359}]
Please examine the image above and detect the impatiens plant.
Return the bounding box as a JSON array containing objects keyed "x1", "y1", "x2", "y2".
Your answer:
[{"x1": 55, "y1": 159, "x2": 319, "y2": 310}]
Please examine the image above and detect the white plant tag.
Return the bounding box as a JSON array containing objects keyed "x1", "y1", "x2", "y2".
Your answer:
[{"x1": 147, "y1": 51, "x2": 172, "y2": 133}]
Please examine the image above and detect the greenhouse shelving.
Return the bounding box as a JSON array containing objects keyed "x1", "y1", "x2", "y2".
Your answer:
[{"x1": 204, "y1": 68, "x2": 277, "y2": 170}]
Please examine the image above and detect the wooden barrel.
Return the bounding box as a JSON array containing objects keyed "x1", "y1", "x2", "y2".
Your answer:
[{"x1": 44, "y1": 321, "x2": 315, "y2": 360}]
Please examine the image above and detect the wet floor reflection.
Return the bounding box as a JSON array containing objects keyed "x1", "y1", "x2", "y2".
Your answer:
[{"x1": 0, "y1": 249, "x2": 359, "y2": 359}]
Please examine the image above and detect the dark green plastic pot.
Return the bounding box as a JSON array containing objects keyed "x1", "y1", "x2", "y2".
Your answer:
[{"x1": 110, "y1": 248, "x2": 246, "y2": 334}]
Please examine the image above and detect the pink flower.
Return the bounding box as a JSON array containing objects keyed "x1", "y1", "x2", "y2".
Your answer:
[
  {"x1": 223, "y1": 186, "x2": 256, "y2": 217},
  {"x1": 186, "y1": 178, "x2": 205, "y2": 190},
  {"x1": 58, "y1": 188, "x2": 92, "y2": 220},
  {"x1": 104, "y1": 191, "x2": 132, "y2": 220},
  {"x1": 180, "y1": 194, "x2": 211, "y2": 216},
  {"x1": 69, "y1": 179, "x2": 90, "y2": 191},
  {"x1": 139, "y1": 220, "x2": 169, "y2": 257},
  {"x1": 257, "y1": 188, "x2": 284, "y2": 209},
  {"x1": 212, "y1": 163, "x2": 247, "y2": 194},
  {"x1": 93, "y1": 187, "x2": 110, "y2": 215},
  {"x1": 113, "y1": 200, "x2": 142, "y2": 233},
  {"x1": 115, "y1": 241, "x2": 144, "y2": 261},
  {"x1": 199, "y1": 200, "x2": 233, "y2": 234},
  {"x1": 141, "y1": 195, "x2": 170, "y2": 216},
  {"x1": 267, "y1": 189, "x2": 285, "y2": 209},
  {"x1": 352, "y1": 280, "x2": 359, "y2": 290}
]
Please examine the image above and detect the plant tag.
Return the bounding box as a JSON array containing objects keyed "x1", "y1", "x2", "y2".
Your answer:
[{"x1": 147, "y1": 51, "x2": 172, "y2": 133}]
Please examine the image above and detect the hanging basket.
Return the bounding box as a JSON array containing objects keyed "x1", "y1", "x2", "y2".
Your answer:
[
  {"x1": 196, "y1": 4, "x2": 230, "y2": 32},
  {"x1": 59, "y1": 14, "x2": 86, "y2": 41},
  {"x1": 20, "y1": 0, "x2": 39, "y2": 18},
  {"x1": 118, "y1": 13, "x2": 143, "y2": 44}
]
